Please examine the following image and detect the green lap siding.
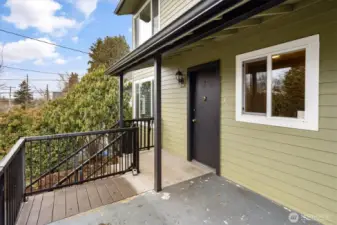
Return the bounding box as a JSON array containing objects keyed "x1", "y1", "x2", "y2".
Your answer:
[
  {"x1": 160, "y1": 0, "x2": 200, "y2": 29},
  {"x1": 130, "y1": 1, "x2": 337, "y2": 224}
]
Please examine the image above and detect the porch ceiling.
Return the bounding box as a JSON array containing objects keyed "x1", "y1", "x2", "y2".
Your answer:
[
  {"x1": 164, "y1": 0, "x2": 312, "y2": 60},
  {"x1": 106, "y1": 0, "x2": 297, "y2": 76}
]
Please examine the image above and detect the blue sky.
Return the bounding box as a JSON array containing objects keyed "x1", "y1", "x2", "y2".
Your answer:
[{"x1": 0, "y1": 0, "x2": 132, "y2": 97}]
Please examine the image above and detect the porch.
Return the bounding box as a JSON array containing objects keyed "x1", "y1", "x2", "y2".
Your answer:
[
  {"x1": 16, "y1": 150, "x2": 213, "y2": 225},
  {"x1": 48, "y1": 173, "x2": 320, "y2": 225}
]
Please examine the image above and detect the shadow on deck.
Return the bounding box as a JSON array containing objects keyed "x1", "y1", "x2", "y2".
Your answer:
[{"x1": 16, "y1": 150, "x2": 213, "y2": 225}]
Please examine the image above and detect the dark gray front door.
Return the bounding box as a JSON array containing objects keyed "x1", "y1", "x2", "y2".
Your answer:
[{"x1": 190, "y1": 62, "x2": 220, "y2": 173}]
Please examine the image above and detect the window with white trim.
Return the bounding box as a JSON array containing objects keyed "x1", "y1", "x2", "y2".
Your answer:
[
  {"x1": 235, "y1": 35, "x2": 319, "y2": 131},
  {"x1": 133, "y1": 0, "x2": 160, "y2": 48},
  {"x1": 134, "y1": 78, "x2": 154, "y2": 118}
]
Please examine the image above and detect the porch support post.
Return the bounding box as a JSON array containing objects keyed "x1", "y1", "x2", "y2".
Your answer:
[
  {"x1": 119, "y1": 74, "x2": 124, "y2": 127},
  {"x1": 154, "y1": 54, "x2": 162, "y2": 192}
]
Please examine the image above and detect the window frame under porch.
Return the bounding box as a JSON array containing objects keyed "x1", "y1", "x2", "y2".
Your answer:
[{"x1": 133, "y1": 76, "x2": 155, "y2": 119}]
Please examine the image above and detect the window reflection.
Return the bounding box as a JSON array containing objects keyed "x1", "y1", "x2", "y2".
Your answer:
[
  {"x1": 272, "y1": 50, "x2": 305, "y2": 118},
  {"x1": 135, "y1": 3, "x2": 152, "y2": 47},
  {"x1": 243, "y1": 58, "x2": 267, "y2": 114},
  {"x1": 139, "y1": 81, "x2": 152, "y2": 118}
]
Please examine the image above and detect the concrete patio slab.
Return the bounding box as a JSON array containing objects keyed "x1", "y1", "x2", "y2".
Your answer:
[{"x1": 49, "y1": 173, "x2": 321, "y2": 225}]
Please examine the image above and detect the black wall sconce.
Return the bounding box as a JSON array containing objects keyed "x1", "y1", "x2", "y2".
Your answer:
[{"x1": 175, "y1": 70, "x2": 185, "y2": 87}]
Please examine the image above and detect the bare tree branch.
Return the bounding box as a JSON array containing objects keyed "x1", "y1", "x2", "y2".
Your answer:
[{"x1": 31, "y1": 85, "x2": 45, "y2": 98}]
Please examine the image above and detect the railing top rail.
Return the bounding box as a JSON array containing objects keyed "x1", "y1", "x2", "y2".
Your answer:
[
  {"x1": 0, "y1": 138, "x2": 25, "y2": 172},
  {"x1": 125, "y1": 117, "x2": 154, "y2": 122},
  {"x1": 25, "y1": 127, "x2": 138, "y2": 141}
]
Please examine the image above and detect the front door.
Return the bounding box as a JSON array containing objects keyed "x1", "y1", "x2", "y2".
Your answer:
[{"x1": 189, "y1": 61, "x2": 220, "y2": 174}]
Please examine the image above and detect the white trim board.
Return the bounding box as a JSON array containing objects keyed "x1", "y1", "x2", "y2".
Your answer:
[
  {"x1": 235, "y1": 35, "x2": 320, "y2": 131},
  {"x1": 133, "y1": 76, "x2": 154, "y2": 119}
]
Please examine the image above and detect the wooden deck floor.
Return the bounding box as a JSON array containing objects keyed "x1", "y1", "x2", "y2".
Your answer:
[{"x1": 16, "y1": 150, "x2": 213, "y2": 225}]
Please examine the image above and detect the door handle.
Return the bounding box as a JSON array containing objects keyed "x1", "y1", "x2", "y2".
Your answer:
[{"x1": 192, "y1": 119, "x2": 197, "y2": 123}]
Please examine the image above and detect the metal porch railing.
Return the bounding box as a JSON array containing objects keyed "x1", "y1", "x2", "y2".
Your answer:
[
  {"x1": 0, "y1": 117, "x2": 153, "y2": 225},
  {"x1": 125, "y1": 118, "x2": 154, "y2": 151}
]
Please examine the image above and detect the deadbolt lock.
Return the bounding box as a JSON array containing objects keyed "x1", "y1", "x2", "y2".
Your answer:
[{"x1": 192, "y1": 119, "x2": 197, "y2": 123}]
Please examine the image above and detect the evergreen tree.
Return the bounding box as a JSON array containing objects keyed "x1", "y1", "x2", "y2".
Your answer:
[
  {"x1": 14, "y1": 80, "x2": 33, "y2": 108},
  {"x1": 60, "y1": 72, "x2": 80, "y2": 94},
  {"x1": 88, "y1": 36, "x2": 129, "y2": 72}
]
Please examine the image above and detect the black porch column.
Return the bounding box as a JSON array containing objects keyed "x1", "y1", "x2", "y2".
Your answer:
[
  {"x1": 154, "y1": 54, "x2": 162, "y2": 192},
  {"x1": 119, "y1": 74, "x2": 124, "y2": 127}
]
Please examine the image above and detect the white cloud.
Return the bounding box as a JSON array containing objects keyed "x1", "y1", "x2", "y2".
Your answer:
[
  {"x1": 75, "y1": 56, "x2": 82, "y2": 60},
  {"x1": 54, "y1": 58, "x2": 67, "y2": 65},
  {"x1": 33, "y1": 59, "x2": 45, "y2": 65},
  {"x1": 0, "y1": 38, "x2": 59, "y2": 63},
  {"x1": 72, "y1": 36, "x2": 79, "y2": 43},
  {"x1": 2, "y1": 0, "x2": 78, "y2": 36},
  {"x1": 128, "y1": 27, "x2": 132, "y2": 33},
  {"x1": 74, "y1": 0, "x2": 99, "y2": 18}
]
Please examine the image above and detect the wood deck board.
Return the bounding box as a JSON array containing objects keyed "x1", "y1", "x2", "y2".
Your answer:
[
  {"x1": 16, "y1": 150, "x2": 212, "y2": 225},
  {"x1": 52, "y1": 189, "x2": 66, "y2": 222},
  {"x1": 113, "y1": 177, "x2": 137, "y2": 198},
  {"x1": 95, "y1": 179, "x2": 114, "y2": 205},
  {"x1": 85, "y1": 182, "x2": 102, "y2": 209},
  {"x1": 16, "y1": 196, "x2": 34, "y2": 225},
  {"x1": 65, "y1": 186, "x2": 79, "y2": 217},
  {"x1": 104, "y1": 178, "x2": 124, "y2": 202},
  {"x1": 37, "y1": 192, "x2": 54, "y2": 225},
  {"x1": 26, "y1": 194, "x2": 43, "y2": 225},
  {"x1": 76, "y1": 185, "x2": 91, "y2": 213}
]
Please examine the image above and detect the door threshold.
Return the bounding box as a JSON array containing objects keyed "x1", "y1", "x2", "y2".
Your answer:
[{"x1": 191, "y1": 160, "x2": 216, "y2": 174}]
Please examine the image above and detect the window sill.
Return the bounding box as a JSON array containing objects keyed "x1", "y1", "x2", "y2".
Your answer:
[{"x1": 235, "y1": 114, "x2": 318, "y2": 131}]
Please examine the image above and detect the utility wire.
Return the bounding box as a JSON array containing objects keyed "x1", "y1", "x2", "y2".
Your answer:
[
  {"x1": 0, "y1": 91, "x2": 58, "y2": 94},
  {"x1": 0, "y1": 78, "x2": 82, "y2": 81},
  {"x1": 0, "y1": 28, "x2": 90, "y2": 55},
  {"x1": 0, "y1": 78, "x2": 60, "y2": 81},
  {"x1": 2, "y1": 65, "x2": 68, "y2": 75}
]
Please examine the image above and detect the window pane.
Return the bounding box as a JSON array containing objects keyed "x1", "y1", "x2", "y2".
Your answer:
[
  {"x1": 243, "y1": 58, "x2": 267, "y2": 114},
  {"x1": 152, "y1": 0, "x2": 159, "y2": 33},
  {"x1": 135, "y1": 3, "x2": 152, "y2": 47},
  {"x1": 139, "y1": 81, "x2": 152, "y2": 118},
  {"x1": 135, "y1": 84, "x2": 140, "y2": 118},
  {"x1": 272, "y1": 50, "x2": 305, "y2": 118}
]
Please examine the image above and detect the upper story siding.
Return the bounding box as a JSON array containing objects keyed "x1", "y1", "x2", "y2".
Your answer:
[
  {"x1": 129, "y1": 0, "x2": 201, "y2": 82},
  {"x1": 160, "y1": 0, "x2": 200, "y2": 28}
]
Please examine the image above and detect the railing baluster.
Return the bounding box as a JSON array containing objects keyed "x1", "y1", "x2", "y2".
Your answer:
[
  {"x1": 57, "y1": 139, "x2": 60, "y2": 186},
  {"x1": 80, "y1": 137, "x2": 83, "y2": 181},
  {"x1": 48, "y1": 140, "x2": 52, "y2": 189},
  {"x1": 140, "y1": 121, "x2": 143, "y2": 149},
  {"x1": 30, "y1": 141, "x2": 33, "y2": 194},
  {"x1": 39, "y1": 140, "x2": 41, "y2": 190},
  {"x1": 72, "y1": 137, "x2": 76, "y2": 183},
  {"x1": 147, "y1": 120, "x2": 150, "y2": 150}
]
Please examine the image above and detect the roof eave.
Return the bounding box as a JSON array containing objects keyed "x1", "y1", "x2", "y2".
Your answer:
[
  {"x1": 107, "y1": 0, "x2": 286, "y2": 76},
  {"x1": 114, "y1": 0, "x2": 125, "y2": 15}
]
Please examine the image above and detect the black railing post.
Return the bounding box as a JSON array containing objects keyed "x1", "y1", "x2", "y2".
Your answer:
[
  {"x1": 0, "y1": 172, "x2": 4, "y2": 225},
  {"x1": 136, "y1": 129, "x2": 140, "y2": 174},
  {"x1": 21, "y1": 144, "x2": 27, "y2": 202}
]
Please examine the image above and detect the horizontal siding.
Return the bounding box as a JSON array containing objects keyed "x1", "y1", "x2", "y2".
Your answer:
[
  {"x1": 131, "y1": 67, "x2": 153, "y2": 82},
  {"x1": 160, "y1": 0, "x2": 200, "y2": 29},
  {"x1": 161, "y1": 66, "x2": 187, "y2": 157},
  {"x1": 159, "y1": 1, "x2": 337, "y2": 225}
]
